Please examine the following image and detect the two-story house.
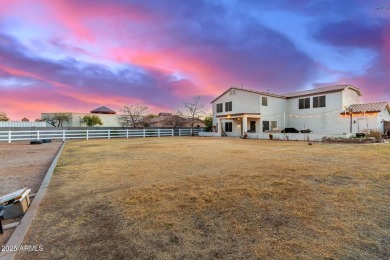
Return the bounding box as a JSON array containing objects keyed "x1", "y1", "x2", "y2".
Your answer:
[{"x1": 211, "y1": 85, "x2": 390, "y2": 138}]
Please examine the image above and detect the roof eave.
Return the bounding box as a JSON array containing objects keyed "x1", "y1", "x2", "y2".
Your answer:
[
  {"x1": 211, "y1": 87, "x2": 286, "y2": 103},
  {"x1": 210, "y1": 87, "x2": 234, "y2": 103},
  {"x1": 347, "y1": 86, "x2": 362, "y2": 96}
]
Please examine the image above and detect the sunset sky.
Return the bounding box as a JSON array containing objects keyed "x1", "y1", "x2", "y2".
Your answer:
[{"x1": 0, "y1": 0, "x2": 389, "y2": 120}]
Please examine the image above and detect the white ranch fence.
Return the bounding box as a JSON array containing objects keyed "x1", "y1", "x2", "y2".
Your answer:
[{"x1": 0, "y1": 128, "x2": 203, "y2": 143}]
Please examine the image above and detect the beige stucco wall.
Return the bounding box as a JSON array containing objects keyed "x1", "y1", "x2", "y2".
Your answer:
[{"x1": 41, "y1": 113, "x2": 120, "y2": 127}]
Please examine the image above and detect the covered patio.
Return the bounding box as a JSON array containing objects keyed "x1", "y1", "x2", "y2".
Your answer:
[{"x1": 216, "y1": 113, "x2": 261, "y2": 137}]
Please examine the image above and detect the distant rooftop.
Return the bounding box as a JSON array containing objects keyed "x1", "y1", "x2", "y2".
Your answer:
[
  {"x1": 158, "y1": 112, "x2": 172, "y2": 117},
  {"x1": 90, "y1": 106, "x2": 116, "y2": 114}
]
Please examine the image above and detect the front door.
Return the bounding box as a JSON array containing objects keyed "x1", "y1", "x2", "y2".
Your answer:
[{"x1": 250, "y1": 121, "x2": 256, "y2": 132}]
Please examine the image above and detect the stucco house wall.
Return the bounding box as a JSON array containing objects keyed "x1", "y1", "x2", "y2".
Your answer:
[
  {"x1": 350, "y1": 110, "x2": 390, "y2": 134},
  {"x1": 212, "y1": 89, "x2": 261, "y2": 123},
  {"x1": 212, "y1": 89, "x2": 264, "y2": 137},
  {"x1": 286, "y1": 91, "x2": 345, "y2": 134},
  {"x1": 342, "y1": 89, "x2": 360, "y2": 108},
  {"x1": 211, "y1": 85, "x2": 389, "y2": 137},
  {"x1": 259, "y1": 95, "x2": 287, "y2": 132}
]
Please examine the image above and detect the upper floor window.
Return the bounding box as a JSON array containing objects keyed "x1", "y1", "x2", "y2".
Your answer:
[
  {"x1": 313, "y1": 96, "x2": 326, "y2": 108},
  {"x1": 216, "y1": 103, "x2": 223, "y2": 113},
  {"x1": 299, "y1": 98, "x2": 310, "y2": 109},
  {"x1": 262, "y1": 96, "x2": 268, "y2": 106},
  {"x1": 225, "y1": 101, "x2": 232, "y2": 112}
]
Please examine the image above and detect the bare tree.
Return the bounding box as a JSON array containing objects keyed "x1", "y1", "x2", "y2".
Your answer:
[
  {"x1": 162, "y1": 114, "x2": 187, "y2": 128},
  {"x1": 180, "y1": 96, "x2": 205, "y2": 135},
  {"x1": 0, "y1": 111, "x2": 9, "y2": 121},
  {"x1": 41, "y1": 114, "x2": 56, "y2": 127},
  {"x1": 42, "y1": 113, "x2": 72, "y2": 127},
  {"x1": 118, "y1": 105, "x2": 149, "y2": 127},
  {"x1": 21, "y1": 117, "x2": 29, "y2": 122},
  {"x1": 142, "y1": 114, "x2": 158, "y2": 127}
]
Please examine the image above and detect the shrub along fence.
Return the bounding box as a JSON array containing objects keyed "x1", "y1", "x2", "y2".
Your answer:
[{"x1": 0, "y1": 128, "x2": 204, "y2": 143}]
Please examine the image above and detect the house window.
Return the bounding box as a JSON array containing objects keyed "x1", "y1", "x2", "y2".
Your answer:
[
  {"x1": 263, "y1": 121, "x2": 277, "y2": 132},
  {"x1": 313, "y1": 95, "x2": 326, "y2": 108},
  {"x1": 229, "y1": 89, "x2": 236, "y2": 95},
  {"x1": 216, "y1": 103, "x2": 223, "y2": 113},
  {"x1": 263, "y1": 121, "x2": 269, "y2": 132},
  {"x1": 225, "y1": 122, "x2": 232, "y2": 132},
  {"x1": 225, "y1": 101, "x2": 232, "y2": 112},
  {"x1": 299, "y1": 98, "x2": 310, "y2": 109},
  {"x1": 262, "y1": 96, "x2": 268, "y2": 106}
]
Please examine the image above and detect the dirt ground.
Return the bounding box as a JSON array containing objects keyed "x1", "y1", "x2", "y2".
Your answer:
[
  {"x1": 0, "y1": 141, "x2": 62, "y2": 247},
  {"x1": 15, "y1": 138, "x2": 390, "y2": 259}
]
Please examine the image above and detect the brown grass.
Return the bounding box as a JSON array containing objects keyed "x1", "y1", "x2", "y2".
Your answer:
[{"x1": 18, "y1": 137, "x2": 390, "y2": 259}]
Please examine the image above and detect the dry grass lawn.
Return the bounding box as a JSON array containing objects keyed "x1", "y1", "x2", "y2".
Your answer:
[{"x1": 18, "y1": 137, "x2": 390, "y2": 259}]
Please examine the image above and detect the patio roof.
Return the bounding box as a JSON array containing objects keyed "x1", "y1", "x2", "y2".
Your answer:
[
  {"x1": 341, "y1": 102, "x2": 390, "y2": 114},
  {"x1": 216, "y1": 113, "x2": 261, "y2": 119}
]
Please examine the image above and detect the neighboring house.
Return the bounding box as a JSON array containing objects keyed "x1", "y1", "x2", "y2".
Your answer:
[
  {"x1": 145, "y1": 112, "x2": 205, "y2": 128},
  {"x1": 42, "y1": 106, "x2": 120, "y2": 127},
  {"x1": 211, "y1": 85, "x2": 390, "y2": 137}
]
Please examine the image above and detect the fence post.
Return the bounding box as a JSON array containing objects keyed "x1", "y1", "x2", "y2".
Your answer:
[
  {"x1": 126, "y1": 129, "x2": 129, "y2": 138},
  {"x1": 8, "y1": 130, "x2": 11, "y2": 143},
  {"x1": 179, "y1": 129, "x2": 181, "y2": 137},
  {"x1": 63, "y1": 130, "x2": 65, "y2": 141},
  {"x1": 143, "y1": 129, "x2": 146, "y2": 138},
  {"x1": 158, "y1": 129, "x2": 160, "y2": 137},
  {"x1": 108, "y1": 129, "x2": 110, "y2": 139},
  {"x1": 37, "y1": 130, "x2": 40, "y2": 140},
  {"x1": 172, "y1": 129, "x2": 174, "y2": 137},
  {"x1": 87, "y1": 129, "x2": 89, "y2": 140}
]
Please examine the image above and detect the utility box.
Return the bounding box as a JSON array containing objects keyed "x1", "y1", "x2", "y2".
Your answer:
[{"x1": 0, "y1": 188, "x2": 31, "y2": 219}]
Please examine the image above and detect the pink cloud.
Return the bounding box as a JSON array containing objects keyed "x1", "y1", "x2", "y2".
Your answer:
[
  {"x1": 36, "y1": 0, "x2": 159, "y2": 42},
  {"x1": 0, "y1": 84, "x2": 170, "y2": 121}
]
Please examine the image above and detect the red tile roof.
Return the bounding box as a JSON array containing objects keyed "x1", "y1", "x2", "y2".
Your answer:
[
  {"x1": 347, "y1": 102, "x2": 390, "y2": 113},
  {"x1": 211, "y1": 85, "x2": 362, "y2": 103},
  {"x1": 282, "y1": 85, "x2": 362, "y2": 98}
]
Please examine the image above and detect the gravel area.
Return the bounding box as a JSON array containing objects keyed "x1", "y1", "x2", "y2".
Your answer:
[{"x1": 0, "y1": 141, "x2": 62, "y2": 247}]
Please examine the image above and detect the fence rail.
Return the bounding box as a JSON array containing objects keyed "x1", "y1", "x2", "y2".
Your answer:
[{"x1": 0, "y1": 128, "x2": 203, "y2": 143}]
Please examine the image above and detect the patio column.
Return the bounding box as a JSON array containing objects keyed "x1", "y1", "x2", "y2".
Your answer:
[
  {"x1": 218, "y1": 118, "x2": 222, "y2": 137},
  {"x1": 243, "y1": 115, "x2": 248, "y2": 133}
]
